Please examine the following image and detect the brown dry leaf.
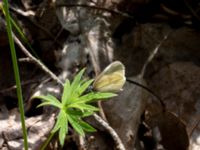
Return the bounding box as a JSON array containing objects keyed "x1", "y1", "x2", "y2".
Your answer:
[
  {"x1": 145, "y1": 111, "x2": 189, "y2": 150},
  {"x1": 0, "y1": 106, "x2": 55, "y2": 150},
  {"x1": 102, "y1": 76, "x2": 148, "y2": 150},
  {"x1": 147, "y1": 61, "x2": 200, "y2": 149}
]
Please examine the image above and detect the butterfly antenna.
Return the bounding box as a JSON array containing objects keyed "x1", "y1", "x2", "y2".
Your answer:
[{"x1": 126, "y1": 78, "x2": 166, "y2": 112}]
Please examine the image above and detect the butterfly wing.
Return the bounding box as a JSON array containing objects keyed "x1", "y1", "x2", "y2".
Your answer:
[{"x1": 93, "y1": 61, "x2": 126, "y2": 93}]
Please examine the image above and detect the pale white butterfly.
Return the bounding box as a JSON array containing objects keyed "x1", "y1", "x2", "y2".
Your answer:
[{"x1": 93, "y1": 61, "x2": 126, "y2": 93}]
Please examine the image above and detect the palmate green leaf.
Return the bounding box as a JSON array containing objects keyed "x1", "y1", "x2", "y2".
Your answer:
[
  {"x1": 34, "y1": 68, "x2": 121, "y2": 147},
  {"x1": 70, "y1": 68, "x2": 88, "y2": 101},
  {"x1": 67, "y1": 109, "x2": 94, "y2": 118},
  {"x1": 71, "y1": 68, "x2": 85, "y2": 92},
  {"x1": 59, "y1": 120, "x2": 68, "y2": 147},
  {"x1": 68, "y1": 103, "x2": 99, "y2": 112},
  {"x1": 37, "y1": 102, "x2": 59, "y2": 108},
  {"x1": 52, "y1": 110, "x2": 68, "y2": 146},
  {"x1": 67, "y1": 109, "x2": 84, "y2": 116},
  {"x1": 77, "y1": 92, "x2": 117, "y2": 104},
  {"x1": 61, "y1": 79, "x2": 71, "y2": 105},
  {"x1": 33, "y1": 94, "x2": 62, "y2": 108},
  {"x1": 79, "y1": 120, "x2": 96, "y2": 132},
  {"x1": 82, "y1": 110, "x2": 94, "y2": 117},
  {"x1": 51, "y1": 110, "x2": 67, "y2": 133},
  {"x1": 77, "y1": 79, "x2": 94, "y2": 96},
  {"x1": 67, "y1": 114, "x2": 85, "y2": 136}
]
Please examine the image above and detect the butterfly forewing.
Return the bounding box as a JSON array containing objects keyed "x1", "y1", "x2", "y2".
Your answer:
[{"x1": 93, "y1": 61, "x2": 126, "y2": 93}]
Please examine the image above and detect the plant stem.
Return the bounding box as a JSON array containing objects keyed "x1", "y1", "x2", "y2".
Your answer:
[
  {"x1": 2, "y1": 0, "x2": 28, "y2": 149},
  {"x1": 40, "y1": 132, "x2": 55, "y2": 150}
]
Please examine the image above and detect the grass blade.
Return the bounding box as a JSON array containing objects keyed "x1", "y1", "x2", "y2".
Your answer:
[{"x1": 2, "y1": 0, "x2": 28, "y2": 149}]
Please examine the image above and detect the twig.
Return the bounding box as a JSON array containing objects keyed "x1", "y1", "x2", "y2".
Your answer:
[
  {"x1": 12, "y1": 33, "x2": 63, "y2": 86},
  {"x1": 56, "y1": 3, "x2": 134, "y2": 19},
  {"x1": 160, "y1": 3, "x2": 192, "y2": 19},
  {"x1": 136, "y1": 32, "x2": 171, "y2": 112},
  {"x1": 184, "y1": 0, "x2": 200, "y2": 21},
  {"x1": 93, "y1": 113, "x2": 126, "y2": 150},
  {"x1": 140, "y1": 32, "x2": 171, "y2": 77},
  {"x1": 88, "y1": 54, "x2": 108, "y2": 121},
  {"x1": 9, "y1": 5, "x2": 62, "y2": 47},
  {"x1": 85, "y1": 29, "x2": 108, "y2": 121},
  {"x1": 0, "y1": 79, "x2": 40, "y2": 93},
  {"x1": 78, "y1": 135, "x2": 86, "y2": 150},
  {"x1": 18, "y1": 57, "x2": 33, "y2": 62},
  {"x1": 9, "y1": 6, "x2": 35, "y2": 17}
]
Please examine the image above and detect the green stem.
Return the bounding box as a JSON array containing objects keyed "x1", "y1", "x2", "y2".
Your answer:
[
  {"x1": 2, "y1": 0, "x2": 28, "y2": 149},
  {"x1": 40, "y1": 132, "x2": 55, "y2": 150}
]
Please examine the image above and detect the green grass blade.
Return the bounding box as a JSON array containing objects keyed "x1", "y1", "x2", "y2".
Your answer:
[
  {"x1": 10, "y1": 18, "x2": 39, "y2": 58},
  {"x1": 2, "y1": 0, "x2": 28, "y2": 149},
  {"x1": 1, "y1": 3, "x2": 39, "y2": 58}
]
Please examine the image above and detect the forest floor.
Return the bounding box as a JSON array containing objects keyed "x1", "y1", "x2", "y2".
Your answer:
[{"x1": 0, "y1": 0, "x2": 200, "y2": 150}]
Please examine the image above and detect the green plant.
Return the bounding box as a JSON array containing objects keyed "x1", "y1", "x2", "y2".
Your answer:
[
  {"x1": 33, "y1": 69, "x2": 117, "y2": 146},
  {"x1": 0, "y1": 2, "x2": 39, "y2": 58},
  {"x1": 2, "y1": 0, "x2": 28, "y2": 149}
]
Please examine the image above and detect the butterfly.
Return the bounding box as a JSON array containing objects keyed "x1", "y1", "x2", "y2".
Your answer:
[{"x1": 93, "y1": 61, "x2": 126, "y2": 93}]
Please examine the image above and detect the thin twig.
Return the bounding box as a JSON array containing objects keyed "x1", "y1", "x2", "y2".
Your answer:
[
  {"x1": 140, "y1": 32, "x2": 171, "y2": 77},
  {"x1": 56, "y1": 3, "x2": 134, "y2": 19},
  {"x1": 78, "y1": 135, "x2": 86, "y2": 150},
  {"x1": 184, "y1": 0, "x2": 200, "y2": 21},
  {"x1": 136, "y1": 32, "x2": 171, "y2": 112},
  {"x1": 9, "y1": 5, "x2": 62, "y2": 47},
  {"x1": 9, "y1": 6, "x2": 35, "y2": 17},
  {"x1": 12, "y1": 34, "x2": 63, "y2": 86},
  {"x1": 0, "y1": 79, "x2": 40, "y2": 93},
  {"x1": 1, "y1": 17, "x2": 62, "y2": 86},
  {"x1": 85, "y1": 29, "x2": 108, "y2": 121},
  {"x1": 18, "y1": 57, "x2": 33, "y2": 62},
  {"x1": 88, "y1": 52, "x2": 108, "y2": 121},
  {"x1": 93, "y1": 113, "x2": 126, "y2": 150}
]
